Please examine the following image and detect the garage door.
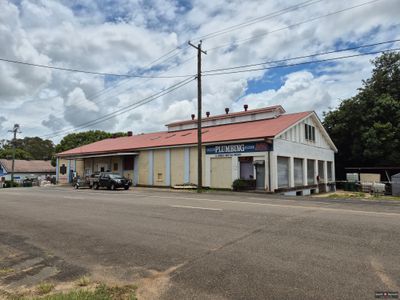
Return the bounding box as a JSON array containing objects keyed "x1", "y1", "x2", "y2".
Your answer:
[{"x1": 211, "y1": 157, "x2": 232, "y2": 189}]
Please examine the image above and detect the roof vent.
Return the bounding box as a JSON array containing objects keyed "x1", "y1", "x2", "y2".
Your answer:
[
  {"x1": 191, "y1": 114, "x2": 195, "y2": 120},
  {"x1": 127, "y1": 131, "x2": 133, "y2": 137},
  {"x1": 244, "y1": 104, "x2": 248, "y2": 111},
  {"x1": 225, "y1": 107, "x2": 229, "y2": 114},
  {"x1": 206, "y1": 111, "x2": 210, "y2": 117}
]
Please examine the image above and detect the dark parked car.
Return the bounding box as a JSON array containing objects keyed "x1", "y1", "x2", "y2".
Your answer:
[{"x1": 92, "y1": 172, "x2": 131, "y2": 190}]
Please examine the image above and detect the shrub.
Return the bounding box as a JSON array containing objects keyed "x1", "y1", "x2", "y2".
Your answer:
[
  {"x1": 3, "y1": 181, "x2": 20, "y2": 188},
  {"x1": 232, "y1": 179, "x2": 256, "y2": 191}
]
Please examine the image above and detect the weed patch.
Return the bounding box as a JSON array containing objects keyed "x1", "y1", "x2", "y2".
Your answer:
[
  {"x1": 0, "y1": 268, "x2": 14, "y2": 276},
  {"x1": 36, "y1": 282, "x2": 55, "y2": 295}
]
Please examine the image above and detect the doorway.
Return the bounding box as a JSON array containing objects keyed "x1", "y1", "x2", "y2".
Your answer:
[
  {"x1": 97, "y1": 163, "x2": 108, "y2": 172},
  {"x1": 255, "y1": 163, "x2": 265, "y2": 190}
]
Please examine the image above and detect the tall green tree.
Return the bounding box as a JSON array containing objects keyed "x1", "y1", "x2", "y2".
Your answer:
[
  {"x1": 55, "y1": 130, "x2": 127, "y2": 154},
  {"x1": 0, "y1": 137, "x2": 54, "y2": 160},
  {"x1": 0, "y1": 148, "x2": 33, "y2": 160},
  {"x1": 323, "y1": 52, "x2": 400, "y2": 178}
]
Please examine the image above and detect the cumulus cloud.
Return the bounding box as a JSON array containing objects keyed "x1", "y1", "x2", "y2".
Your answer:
[
  {"x1": 0, "y1": 116, "x2": 7, "y2": 133},
  {"x1": 0, "y1": 0, "x2": 399, "y2": 142}
]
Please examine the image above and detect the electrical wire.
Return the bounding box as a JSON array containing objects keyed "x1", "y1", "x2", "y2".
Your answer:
[
  {"x1": 0, "y1": 57, "x2": 194, "y2": 79},
  {"x1": 41, "y1": 77, "x2": 195, "y2": 139},
  {"x1": 39, "y1": 54, "x2": 196, "y2": 122},
  {"x1": 203, "y1": 39, "x2": 400, "y2": 73},
  {"x1": 205, "y1": 0, "x2": 383, "y2": 53},
  {"x1": 203, "y1": 48, "x2": 400, "y2": 76},
  {"x1": 192, "y1": 0, "x2": 324, "y2": 42}
]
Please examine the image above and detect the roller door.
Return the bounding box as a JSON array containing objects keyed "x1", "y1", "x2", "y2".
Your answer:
[{"x1": 210, "y1": 157, "x2": 232, "y2": 189}]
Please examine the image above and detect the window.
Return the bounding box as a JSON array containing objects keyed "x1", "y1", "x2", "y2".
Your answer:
[
  {"x1": 318, "y1": 161, "x2": 324, "y2": 181},
  {"x1": 277, "y1": 156, "x2": 289, "y2": 188},
  {"x1": 113, "y1": 163, "x2": 118, "y2": 171},
  {"x1": 157, "y1": 173, "x2": 163, "y2": 181},
  {"x1": 123, "y1": 157, "x2": 134, "y2": 170},
  {"x1": 307, "y1": 160, "x2": 314, "y2": 185},
  {"x1": 305, "y1": 124, "x2": 316, "y2": 142},
  {"x1": 294, "y1": 158, "x2": 303, "y2": 186},
  {"x1": 327, "y1": 161, "x2": 333, "y2": 181}
]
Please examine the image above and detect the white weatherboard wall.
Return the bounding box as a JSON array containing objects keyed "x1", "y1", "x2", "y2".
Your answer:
[{"x1": 272, "y1": 114, "x2": 336, "y2": 193}]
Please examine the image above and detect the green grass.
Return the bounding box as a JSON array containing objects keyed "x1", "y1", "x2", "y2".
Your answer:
[
  {"x1": 36, "y1": 282, "x2": 55, "y2": 295},
  {"x1": 372, "y1": 195, "x2": 400, "y2": 201},
  {"x1": 15, "y1": 284, "x2": 137, "y2": 300},
  {"x1": 0, "y1": 268, "x2": 14, "y2": 276},
  {"x1": 77, "y1": 276, "x2": 90, "y2": 287},
  {"x1": 327, "y1": 192, "x2": 367, "y2": 198}
]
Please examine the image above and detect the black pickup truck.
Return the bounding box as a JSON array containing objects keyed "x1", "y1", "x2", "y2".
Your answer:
[{"x1": 92, "y1": 172, "x2": 132, "y2": 190}]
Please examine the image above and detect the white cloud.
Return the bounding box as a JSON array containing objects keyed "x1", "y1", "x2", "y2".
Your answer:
[{"x1": 0, "y1": 0, "x2": 399, "y2": 142}]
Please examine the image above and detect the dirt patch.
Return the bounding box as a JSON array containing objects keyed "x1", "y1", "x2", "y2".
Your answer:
[
  {"x1": 0, "y1": 232, "x2": 86, "y2": 296},
  {"x1": 136, "y1": 264, "x2": 184, "y2": 300}
]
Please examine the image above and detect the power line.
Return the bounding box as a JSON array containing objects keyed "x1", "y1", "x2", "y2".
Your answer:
[
  {"x1": 45, "y1": 78, "x2": 194, "y2": 139},
  {"x1": 203, "y1": 39, "x2": 400, "y2": 73},
  {"x1": 205, "y1": 0, "x2": 383, "y2": 53},
  {"x1": 39, "y1": 54, "x2": 196, "y2": 122},
  {"x1": 0, "y1": 57, "x2": 194, "y2": 79},
  {"x1": 192, "y1": 0, "x2": 324, "y2": 42},
  {"x1": 42, "y1": 77, "x2": 195, "y2": 139},
  {"x1": 203, "y1": 48, "x2": 400, "y2": 76},
  {"x1": 35, "y1": 0, "x2": 312, "y2": 126}
]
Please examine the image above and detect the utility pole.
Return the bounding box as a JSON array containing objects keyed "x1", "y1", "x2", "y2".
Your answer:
[
  {"x1": 8, "y1": 124, "x2": 20, "y2": 183},
  {"x1": 188, "y1": 40, "x2": 207, "y2": 193}
]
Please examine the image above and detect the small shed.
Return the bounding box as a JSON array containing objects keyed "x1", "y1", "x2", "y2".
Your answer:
[{"x1": 392, "y1": 173, "x2": 400, "y2": 196}]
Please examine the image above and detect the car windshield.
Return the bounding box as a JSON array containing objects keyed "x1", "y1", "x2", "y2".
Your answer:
[{"x1": 109, "y1": 174, "x2": 124, "y2": 179}]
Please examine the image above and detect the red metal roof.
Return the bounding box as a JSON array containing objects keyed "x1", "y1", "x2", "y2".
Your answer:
[
  {"x1": 58, "y1": 111, "x2": 311, "y2": 157},
  {"x1": 166, "y1": 105, "x2": 285, "y2": 126}
]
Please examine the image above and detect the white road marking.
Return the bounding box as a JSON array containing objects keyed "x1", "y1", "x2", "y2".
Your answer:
[
  {"x1": 62, "y1": 196, "x2": 84, "y2": 200},
  {"x1": 170, "y1": 205, "x2": 222, "y2": 211},
  {"x1": 2, "y1": 189, "x2": 400, "y2": 218},
  {"x1": 141, "y1": 194, "x2": 400, "y2": 218}
]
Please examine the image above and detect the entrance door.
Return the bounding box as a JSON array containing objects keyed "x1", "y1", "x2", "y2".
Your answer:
[
  {"x1": 255, "y1": 164, "x2": 265, "y2": 190},
  {"x1": 97, "y1": 163, "x2": 108, "y2": 172}
]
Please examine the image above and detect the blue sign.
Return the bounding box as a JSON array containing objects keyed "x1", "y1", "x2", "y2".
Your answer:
[{"x1": 206, "y1": 141, "x2": 272, "y2": 155}]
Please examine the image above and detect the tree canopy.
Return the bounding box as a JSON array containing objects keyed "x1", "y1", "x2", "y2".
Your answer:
[
  {"x1": 54, "y1": 130, "x2": 127, "y2": 154},
  {"x1": 323, "y1": 52, "x2": 400, "y2": 178},
  {"x1": 0, "y1": 137, "x2": 54, "y2": 160},
  {"x1": 0, "y1": 131, "x2": 126, "y2": 167}
]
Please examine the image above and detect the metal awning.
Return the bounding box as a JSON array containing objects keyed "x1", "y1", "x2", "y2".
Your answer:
[{"x1": 62, "y1": 152, "x2": 139, "y2": 159}]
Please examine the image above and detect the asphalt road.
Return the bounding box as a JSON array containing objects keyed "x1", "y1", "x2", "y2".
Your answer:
[{"x1": 0, "y1": 187, "x2": 399, "y2": 299}]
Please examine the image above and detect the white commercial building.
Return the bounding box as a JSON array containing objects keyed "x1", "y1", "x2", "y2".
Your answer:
[{"x1": 58, "y1": 105, "x2": 337, "y2": 195}]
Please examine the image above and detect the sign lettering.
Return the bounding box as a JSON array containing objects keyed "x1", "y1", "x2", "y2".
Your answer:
[{"x1": 206, "y1": 141, "x2": 272, "y2": 155}]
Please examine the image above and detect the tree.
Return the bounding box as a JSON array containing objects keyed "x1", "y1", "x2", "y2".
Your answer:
[
  {"x1": 0, "y1": 137, "x2": 54, "y2": 160},
  {"x1": 52, "y1": 130, "x2": 127, "y2": 165},
  {"x1": 323, "y1": 52, "x2": 400, "y2": 178},
  {"x1": 0, "y1": 148, "x2": 33, "y2": 160},
  {"x1": 55, "y1": 130, "x2": 127, "y2": 154}
]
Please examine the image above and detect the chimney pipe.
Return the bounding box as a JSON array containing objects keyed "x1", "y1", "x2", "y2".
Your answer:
[
  {"x1": 244, "y1": 104, "x2": 248, "y2": 111},
  {"x1": 206, "y1": 111, "x2": 210, "y2": 117},
  {"x1": 191, "y1": 114, "x2": 195, "y2": 120},
  {"x1": 127, "y1": 131, "x2": 133, "y2": 137},
  {"x1": 225, "y1": 107, "x2": 229, "y2": 114}
]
